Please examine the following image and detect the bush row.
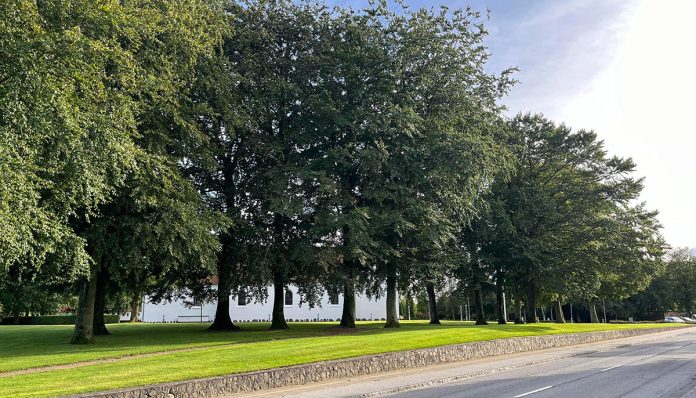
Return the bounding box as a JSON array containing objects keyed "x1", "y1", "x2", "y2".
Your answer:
[{"x1": 0, "y1": 314, "x2": 120, "y2": 325}]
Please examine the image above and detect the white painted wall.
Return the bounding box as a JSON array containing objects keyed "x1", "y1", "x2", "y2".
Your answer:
[{"x1": 141, "y1": 285, "x2": 390, "y2": 323}]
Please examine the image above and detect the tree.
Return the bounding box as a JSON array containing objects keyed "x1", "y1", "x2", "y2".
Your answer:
[
  {"x1": 619, "y1": 249, "x2": 692, "y2": 320},
  {"x1": 458, "y1": 192, "x2": 517, "y2": 325},
  {"x1": 665, "y1": 249, "x2": 696, "y2": 314},
  {"x1": 0, "y1": 260, "x2": 75, "y2": 323},
  {"x1": 74, "y1": 162, "x2": 223, "y2": 338},
  {"x1": 305, "y1": 5, "x2": 397, "y2": 329},
  {"x1": 473, "y1": 114, "x2": 655, "y2": 324},
  {"x1": 1, "y1": 0, "x2": 147, "y2": 299},
  {"x1": 58, "y1": 0, "x2": 226, "y2": 344},
  {"x1": 573, "y1": 204, "x2": 665, "y2": 322},
  {"x1": 191, "y1": 39, "x2": 252, "y2": 332},
  {"x1": 195, "y1": 0, "x2": 339, "y2": 330},
  {"x1": 328, "y1": 3, "x2": 514, "y2": 328}
]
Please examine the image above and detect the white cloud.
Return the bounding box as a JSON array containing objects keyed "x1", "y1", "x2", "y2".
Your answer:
[
  {"x1": 494, "y1": 0, "x2": 634, "y2": 118},
  {"x1": 516, "y1": 0, "x2": 603, "y2": 28}
]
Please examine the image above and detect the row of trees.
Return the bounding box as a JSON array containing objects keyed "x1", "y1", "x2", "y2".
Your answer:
[
  {"x1": 0, "y1": 0, "x2": 666, "y2": 343},
  {"x1": 618, "y1": 248, "x2": 696, "y2": 320},
  {"x1": 401, "y1": 245, "x2": 693, "y2": 324}
]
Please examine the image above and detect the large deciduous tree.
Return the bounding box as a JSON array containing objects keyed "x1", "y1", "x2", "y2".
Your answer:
[
  {"x1": 1, "y1": 0, "x2": 143, "y2": 291},
  {"x1": 196, "y1": 0, "x2": 337, "y2": 330},
  {"x1": 340, "y1": 4, "x2": 514, "y2": 328},
  {"x1": 0, "y1": 0, "x2": 227, "y2": 344}
]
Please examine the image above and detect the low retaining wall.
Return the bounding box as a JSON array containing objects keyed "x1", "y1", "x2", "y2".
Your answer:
[{"x1": 70, "y1": 327, "x2": 675, "y2": 398}]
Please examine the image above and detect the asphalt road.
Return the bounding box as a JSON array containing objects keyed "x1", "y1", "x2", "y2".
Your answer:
[
  {"x1": 391, "y1": 328, "x2": 696, "y2": 398},
  {"x1": 228, "y1": 326, "x2": 696, "y2": 398}
]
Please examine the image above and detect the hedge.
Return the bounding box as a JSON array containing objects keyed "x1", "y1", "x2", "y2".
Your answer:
[{"x1": 1, "y1": 314, "x2": 120, "y2": 325}]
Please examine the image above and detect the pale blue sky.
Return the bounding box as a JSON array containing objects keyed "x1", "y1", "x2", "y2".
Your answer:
[
  {"x1": 329, "y1": 0, "x2": 696, "y2": 249},
  {"x1": 330, "y1": 0, "x2": 632, "y2": 116}
]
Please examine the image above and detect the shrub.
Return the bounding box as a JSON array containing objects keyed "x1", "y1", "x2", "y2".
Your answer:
[{"x1": 1, "y1": 314, "x2": 120, "y2": 325}]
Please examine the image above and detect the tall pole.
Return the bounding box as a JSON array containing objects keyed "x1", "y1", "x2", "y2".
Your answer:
[
  {"x1": 407, "y1": 304, "x2": 411, "y2": 320},
  {"x1": 449, "y1": 278, "x2": 455, "y2": 320},
  {"x1": 570, "y1": 303, "x2": 574, "y2": 323},
  {"x1": 603, "y1": 298, "x2": 607, "y2": 323},
  {"x1": 502, "y1": 291, "x2": 508, "y2": 322},
  {"x1": 460, "y1": 305, "x2": 463, "y2": 321},
  {"x1": 467, "y1": 298, "x2": 470, "y2": 321}
]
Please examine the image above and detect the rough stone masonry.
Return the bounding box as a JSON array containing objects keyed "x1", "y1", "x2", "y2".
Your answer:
[{"x1": 68, "y1": 327, "x2": 677, "y2": 398}]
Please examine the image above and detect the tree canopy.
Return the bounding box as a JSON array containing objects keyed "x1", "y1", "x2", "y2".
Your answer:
[{"x1": 0, "y1": 0, "x2": 672, "y2": 339}]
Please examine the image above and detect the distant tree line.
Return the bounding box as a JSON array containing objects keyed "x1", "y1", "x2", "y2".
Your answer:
[{"x1": 0, "y1": 0, "x2": 670, "y2": 343}]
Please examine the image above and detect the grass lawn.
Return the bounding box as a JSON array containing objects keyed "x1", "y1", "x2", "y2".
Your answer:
[{"x1": 0, "y1": 321, "x2": 683, "y2": 398}]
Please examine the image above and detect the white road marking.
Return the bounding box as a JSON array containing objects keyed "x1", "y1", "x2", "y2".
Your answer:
[
  {"x1": 600, "y1": 364, "x2": 622, "y2": 372},
  {"x1": 513, "y1": 385, "x2": 553, "y2": 397}
]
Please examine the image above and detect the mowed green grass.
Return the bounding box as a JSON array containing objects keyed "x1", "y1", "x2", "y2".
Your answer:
[{"x1": 0, "y1": 321, "x2": 682, "y2": 398}]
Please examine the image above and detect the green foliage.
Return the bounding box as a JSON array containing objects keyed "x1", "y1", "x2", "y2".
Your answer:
[
  {"x1": 1, "y1": 0, "x2": 133, "y2": 278},
  {"x1": 663, "y1": 249, "x2": 696, "y2": 313},
  {"x1": 0, "y1": 273, "x2": 74, "y2": 320},
  {"x1": 0, "y1": 0, "x2": 226, "y2": 287},
  {"x1": 1, "y1": 0, "x2": 674, "y2": 338},
  {"x1": 460, "y1": 113, "x2": 665, "y2": 321},
  {"x1": 622, "y1": 248, "x2": 696, "y2": 318},
  {"x1": 304, "y1": 2, "x2": 516, "y2": 302}
]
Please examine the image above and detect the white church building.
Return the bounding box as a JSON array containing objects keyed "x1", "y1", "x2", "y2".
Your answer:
[{"x1": 140, "y1": 283, "x2": 389, "y2": 323}]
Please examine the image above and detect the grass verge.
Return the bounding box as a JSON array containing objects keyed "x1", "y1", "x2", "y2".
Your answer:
[{"x1": 0, "y1": 321, "x2": 683, "y2": 398}]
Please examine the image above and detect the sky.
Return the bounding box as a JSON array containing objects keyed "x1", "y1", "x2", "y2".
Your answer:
[{"x1": 331, "y1": 0, "x2": 696, "y2": 249}]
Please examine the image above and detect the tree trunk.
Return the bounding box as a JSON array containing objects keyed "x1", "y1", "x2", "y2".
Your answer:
[
  {"x1": 92, "y1": 267, "x2": 110, "y2": 336},
  {"x1": 495, "y1": 271, "x2": 506, "y2": 324},
  {"x1": 384, "y1": 273, "x2": 400, "y2": 328},
  {"x1": 474, "y1": 286, "x2": 488, "y2": 325},
  {"x1": 555, "y1": 299, "x2": 566, "y2": 323},
  {"x1": 71, "y1": 267, "x2": 98, "y2": 344},
  {"x1": 589, "y1": 302, "x2": 599, "y2": 323},
  {"x1": 573, "y1": 304, "x2": 580, "y2": 323},
  {"x1": 339, "y1": 277, "x2": 356, "y2": 328},
  {"x1": 12, "y1": 311, "x2": 20, "y2": 325},
  {"x1": 426, "y1": 282, "x2": 440, "y2": 325},
  {"x1": 526, "y1": 280, "x2": 539, "y2": 323},
  {"x1": 270, "y1": 270, "x2": 288, "y2": 330},
  {"x1": 208, "y1": 252, "x2": 239, "y2": 331},
  {"x1": 514, "y1": 282, "x2": 524, "y2": 324},
  {"x1": 129, "y1": 294, "x2": 140, "y2": 323},
  {"x1": 339, "y1": 225, "x2": 357, "y2": 328}
]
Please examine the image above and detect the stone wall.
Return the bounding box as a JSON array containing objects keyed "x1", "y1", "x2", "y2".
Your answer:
[{"x1": 68, "y1": 327, "x2": 675, "y2": 398}]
